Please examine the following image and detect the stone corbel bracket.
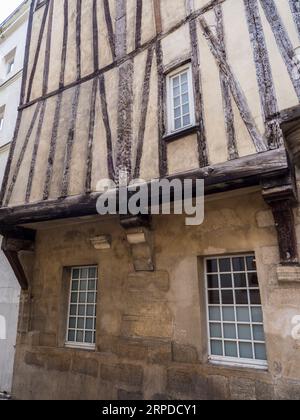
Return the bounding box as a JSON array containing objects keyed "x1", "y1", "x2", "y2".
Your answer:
[
  {"x1": 120, "y1": 215, "x2": 154, "y2": 272},
  {"x1": 1, "y1": 228, "x2": 35, "y2": 290},
  {"x1": 90, "y1": 235, "x2": 111, "y2": 250}
]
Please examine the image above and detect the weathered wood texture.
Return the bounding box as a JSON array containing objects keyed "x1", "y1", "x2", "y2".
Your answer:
[{"x1": 0, "y1": 0, "x2": 299, "y2": 211}]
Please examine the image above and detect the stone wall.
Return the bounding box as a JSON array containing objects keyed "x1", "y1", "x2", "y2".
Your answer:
[{"x1": 12, "y1": 188, "x2": 300, "y2": 400}]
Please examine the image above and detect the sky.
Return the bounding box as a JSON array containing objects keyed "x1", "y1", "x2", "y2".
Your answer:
[{"x1": 0, "y1": 0, "x2": 24, "y2": 25}]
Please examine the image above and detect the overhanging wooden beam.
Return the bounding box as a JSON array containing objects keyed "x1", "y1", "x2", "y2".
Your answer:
[{"x1": 0, "y1": 148, "x2": 289, "y2": 227}]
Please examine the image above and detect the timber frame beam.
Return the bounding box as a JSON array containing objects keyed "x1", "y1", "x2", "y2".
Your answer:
[{"x1": 1, "y1": 227, "x2": 35, "y2": 290}]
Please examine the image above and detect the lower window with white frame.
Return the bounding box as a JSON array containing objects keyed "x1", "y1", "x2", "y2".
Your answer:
[
  {"x1": 66, "y1": 266, "x2": 98, "y2": 349},
  {"x1": 205, "y1": 254, "x2": 268, "y2": 369}
]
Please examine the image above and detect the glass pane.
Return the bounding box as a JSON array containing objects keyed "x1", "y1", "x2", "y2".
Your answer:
[
  {"x1": 173, "y1": 76, "x2": 180, "y2": 87},
  {"x1": 181, "y1": 82, "x2": 188, "y2": 94},
  {"x1": 235, "y1": 289, "x2": 248, "y2": 305},
  {"x1": 78, "y1": 305, "x2": 85, "y2": 316},
  {"x1": 88, "y1": 267, "x2": 97, "y2": 278},
  {"x1": 174, "y1": 96, "x2": 180, "y2": 107},
  {"x1": 183, "y1": 115, "x2": 190, "y2": 126},
  {"x1": 71, "y1": 293, "x2": 78, "y2": 304},
  {"x1": 72, "y1": 269, "x2": 80, "y2": 279},
  {"x1": 224, "y1": 324, "x2": 236, "y2": 339},
  {"x1": 87, "y1": 292, "x2": 96, "y2": 304},
  {"x1": 246, "y1": 256, "x2": 256, "y2": 271},
  {"x1": 88, "y1": 280, "x2": 96, "y2": 290},
  {"x1": 68, "y1": 330, "x2": 75, "y2": 342},
  {"x1": 220, "y1": 274, "x2": 232, "y2": 288},
  {"x1": 234, "y1": 273, "x2": 247, "y2": 288},
  {"x1": 210, "y1": 323, "x2": 222, "y2": 338},
  {"x1": 222, "y1": 307, "x2": 235, "y2": 322},
  {"x1": 181, "y1": 73, "x2": 188, "y2": 83},
  {"x1": 81, "y1": 268, "x2": 89, "y2": 279},
  {"x1": 238, "y1": 325, "x2": 252, "y2": 340},
  {"x1": 232, "y1": 257, "x2": 245, "y2": 272},
  {"x1": 253, "y1": 325, "x2": 265, "y2": 342},
  {"x1": 76, "y1": 330, "x2": 84, "y2": 343},
  {"x1": 85, "y1": 331, "x2": 94, "y2": 344},
  {"x1": 248, "y1": 273, "x2": 259, "y2": 287},
  {"x1": 208, "y1": 290, "x2": 220, "y2": 304},
  {"x1": 182, "y1": 93, "x2": 189, "y2": 104},
  {"x1": 250, "y1": 290, "x2": 261, "y2": 305},
  {"x1": 211, "y1": 340, "x2": 223, "y2": 356},
  {"x1": 209, "y1": 306, "x2": 221, "y2": 321},
  {"x1": 175, "y1": 118, "x2": 181, "y2": 130},
  {"x1": 255, "y1": 343, "x2": 267, "y2": 361},
  {"x1": 251, "y1": 307, "x2": 263, "y2": 323},
  {"x1": 207, "y1": 259, "x2": 218, "y2": 273},
  {"x1": 182, "y1": 103, "x2": 189, "y2": 115},
  {"x1": 85, "y1": 318, "x2": 94, "y2": 330},
  {"x1": 225, "y1": 341, "x2": 238, "y2": 358},
  {"x1": 69, "y1": 318, "x2": 76, "y2": 329},
  {"x1": 239, "y1": 342, "x2": 253, "y2": 359},
  {"x1": 79, "y1": 292, "x2": 86, "y2": 303},
  {"x1": 77, "y1": 318, "x2": 84, "y2": 329},
  {"x1": 80, "y1": 280, "x2": 87, "y2": 291},
  {"x1": 173, "y1": 86, "x2": 180, "y2": 97},
  {"x1": 86, "y1": 305, "x2": 95, "y2": 317},
  {"x1": 221, "y1": 290, "x2": 234, "y2": 305},
  {"x1": 69, "y1": 305, "x2": 76, "y2": 316},
  {"x1": 207, "y1": 275, "x2": 219, "y2": 289},
  {"x1": 219, "y1": 258, "x2": 231, "y2": 272},
  {"x1": 72, "y1": 280, "x2": 79, "y2": 291},
  {"x1": 237, "y1": 307, "x2": 250, "y2": 322},
  {"x1": 174, "y1": 107, "x2": 181, "y2": 118}
]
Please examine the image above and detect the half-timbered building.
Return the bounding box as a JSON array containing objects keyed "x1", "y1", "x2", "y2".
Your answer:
[{"x1": 1, "y1": 0, "x2": 300, "y2": 399}]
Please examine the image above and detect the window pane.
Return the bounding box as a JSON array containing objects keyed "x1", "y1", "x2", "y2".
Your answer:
[
  {"x1": 76, "y1": 330, "x2": 84, "y2": 343},
  {"x1": 224, "y1": 324, "x2": 236, "y2": 339},
  {"x1": 234, "y1": 273, "x2": 247, "y2": 288},
  {"x1": 248, "y1": 273, "x2": 259, "y2": 287},
  {"x1": 79, "y1": 292, "x2": 86, "y2": 303},
  {"x1": 87, "y1": 292, "x2": 96, "y2": 304},
  {"x1": 207, "y1": 259, "x2": 218, "y2": 273},
  {"x1": 238, "y1": 325, "x2": 252, "y2": 340},
  {"x1": 69, "y1": 318, "x2": 76, "y2": 329},
  {"x1": 77, "y1": 318, "x2": 84, "y2": 329},
  {"x1": 71, "y1": 293, "x2": 78, "y2": 303},
  {"x1": 78, "y1": 305, "x2": 85, "y2": 316},
  {"x1": 182, "y1": 103, "x2": 189, "y2": 115},
  {"x1": 81, "y1": 268, "x2": 89, "y2": 279},
  {"x1": 250, "y1": 290, "x2": 261, "y2": 305},
  {"x1": 225, "y1": 341, "x2": 238, "y2": 358},
  {"x1": 86, "y1": 305, "x2": 95, "y2": 317},
  {"x1": 208, "y1": 290, "x2": 220, "y2": 304},
  {"x1": 183, "y1": 115, "x2": 190, "y2": 126},
  {"x1": 219, "y1": 258, "x2": 231, "y2": 272},
  {"x1": 175, "y1": 118, "x2": 181, "y2": 130},
  {"x1": 235, "y1": 289, "x2": 248, "y2": 305},
  {"x1": 209, "y1": 307, "x2": 221, "y2": 321},
  {"x1": 255, "y1": 344, "x2": 267, "y2": 360},
  {"x1": 251, "y1": 307, "x2": 263, "y2": 323},
  {"x1": 246, "y1": 256, "x2": 256, "y2": 271},
  {"x1": 253, "y1": 325, "x2": 265, "y2": 342},
  {"x1": 174, "y1": 107, "x2": 181, "y2": 118},
  {"x1": 220, "y1": 274, "x2": 232, "y2": 289},
  {"x1": 232, "y1": 257, "x2": 245, "y2": 272},
  {"x1": 80, "y1": 280, "x2": 87, "y2": 291},
  {"x1": 85, "y1": 318, "x2": 94, "y2": 330},
  {"x1": 210, "y1": 323, "x2": 222, "y2": 338},
  {"x1": 182, "y1": 93, "x2": 189, "y2": 104},
  {"x1": 236, "y1": 307, "x2": 250, "y2": 323},
  {"x1": 221, "y1": 290, "x2": 234, "y2": 305},
  {"x1": 211, "y1": 340, "x2": 223, "y2": 356},
  {"x1": 68, "y1": 330, "x2": 75, "y2": 342},
  {"x1": 72, "y1": 280, "x2": 79, "y2": 291},
  {"x1": 180, "y1": 73, "x2": 188, "y2": 83},
  {"x1": 181, "y1": 82, "x2": 188, "y2": 94},
  {"x1": 174, "y1": 96, "x2": 180, "y2": 107},
  {"x1": 173, "y1": 86, "x2": 180, "y2": 97},
  {"x1": 222, "y1": 307, "x2": 235, "y2": 322},
  {"x1": 70, "y1": 305, "x2": 77, "y2": 316},
  {"x1": 239, "y1": 342, "x2": 253, "y2": 359},
  {"x1": 88, "y1": 280, "x2": 96, "y2": 290},
  {"x1": 173, "y1": 76, "x2": 180, "y2": 87},
  {"x1": 72, "y1": 269, "x2": 80, "y2": 279},
  {"x1": 85, "y1": 331, "x2": 93, "y2": 344},
  {"x1": 207, "y1": 275, "x2": 219, "y2": 289}
]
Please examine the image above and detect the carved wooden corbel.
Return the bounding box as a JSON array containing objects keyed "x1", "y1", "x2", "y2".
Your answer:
[
  {"x1": 262, "y1": 172, "x2": 299, "y2": 265},
  {"x1": 1, "y1": 228, "x2": 35, "y2": 290},
  {"x1": 120, "y1": 215, "x2": 154, "y2": 272}
]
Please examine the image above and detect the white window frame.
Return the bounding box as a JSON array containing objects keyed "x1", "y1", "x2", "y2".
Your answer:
[
  {"x1": 65, "y1": 266, "x2": 98, "y2": 350},
  {"x1": 0, "y1": 106, "x2": 5, "y2": 131},
  {"x1": 166, "y1": 63, "x2": 195, "y2": 134},
  {"x1": 204, "y1": 254, "x2": 268, "y2": 370}
]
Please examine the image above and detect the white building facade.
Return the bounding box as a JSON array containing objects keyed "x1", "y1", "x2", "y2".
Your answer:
[{"x1": 0, "y1": 1, "x2": 29, "y2": 394}]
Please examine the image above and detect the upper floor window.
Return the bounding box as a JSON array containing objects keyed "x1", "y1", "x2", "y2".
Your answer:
[
  {"x1": 205, "y1": 254, "x2": 268, "y2": 369},
  {"x1": 4, "y1": 49, "x2": 16, "y2": 76},
  {"x1": 0, "y1": 106, "x2": 5, "y2": 130},
  {"x1": 167, "y1": 64, "x2": 195, "y2": 134},
  {"x1": 66, "y1": 266, "x2": 98, "y2": 349}
]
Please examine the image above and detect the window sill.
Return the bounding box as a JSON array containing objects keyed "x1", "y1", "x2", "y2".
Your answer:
[
  {"x1": 209, "y1": 357, "x2": 268, "y2": 371},
  {"x1": 65, "y1": 343, "x2": 96, "y2": 352},
  {"x1": 163, "y1": 125, "x2": 198, "y2": 143}
]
